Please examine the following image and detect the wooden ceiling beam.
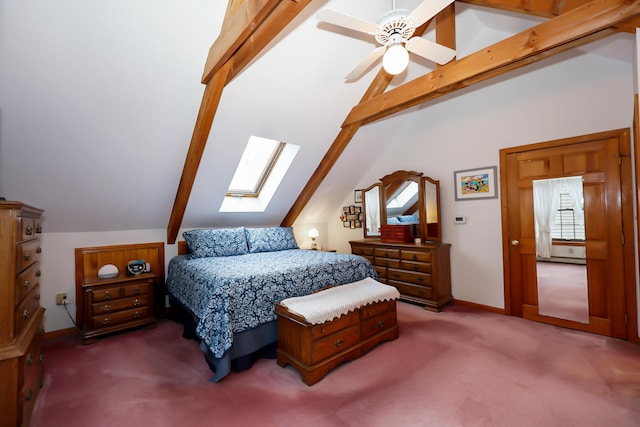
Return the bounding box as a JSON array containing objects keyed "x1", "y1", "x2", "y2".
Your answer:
[
  {"x1": 167, "y1": 0, "x2": 313, "y2": 243},
  {"x1": 343, "y1": 0, "x2": 640, "y2": 127},
  {"x1": 456, "y1": 0, "x2": 588, "y2": 17}
]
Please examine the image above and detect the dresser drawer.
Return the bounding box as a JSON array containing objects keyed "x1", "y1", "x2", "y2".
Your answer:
[
  {"x1": 22, "y1": 325, "x2": 45, "y2": 394},
  {"x1": 374, "y1": 248, "x2": 400, "y2": 259},
  {"x1": 311, "y1": 310, "x2": 359, "y2": 340},
  {"x1": 92, "y1": 294, "x2": 150, "y2": 315},
  {"x1": 312, "y1": 325, "x2": 360, "y2": 364},
  {"x1": 374, "y1": 257, "x2": 400, "y2": 268},
  {"x1": 362, "y1": 310, "x2": 397, "y2": 340},
  {"x1": 389, "y1": 280, "x2": 433, "y2": 300},
  {"x1": 19, "y1": 216, "x2": 37, "y2": 241},
  {"x1": 16, "y1": 285, "x2": 41, "y2": 336},
  {"x1": 388, "y1": 268, "x2": 432, "y2": 286},
  {"x1": 16, "y1": 238, "x2": 41, "y2": 272},
  {"x1": 400, "y1": 260, "x2": 432, "y2": 273},
  {"x1": 92, "y1": 306, "x2": 151, "y2": 330},
  {"x1": 15, "y1": 261, "x2": 41, "y2": 304},
  {"x1": 400, "y1": 250, "x2": 431, "y2": 263},
  {"x1": 351, "y1": 245, "x2": 373, "y2": 256}
]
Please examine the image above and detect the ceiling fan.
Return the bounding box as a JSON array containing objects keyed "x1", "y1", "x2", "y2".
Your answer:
[{"x1": 316, "y1": 0, "x2": 456, "y2": 81}]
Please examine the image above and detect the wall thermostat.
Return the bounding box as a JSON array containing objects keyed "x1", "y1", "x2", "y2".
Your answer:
[{"x1": 454, "y1": 216, "x2": 466, "y2": 224}]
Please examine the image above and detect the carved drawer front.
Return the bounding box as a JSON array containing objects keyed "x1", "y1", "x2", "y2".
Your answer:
[
  {"x1": 389, "y1": 280, "x2": 433, "y2": 300},
  {"x1": 362, "y1": 310, "x2": 397, "y2": 340},
  {"x1": 123, "y1": 281, "x2": 152, "y2": 297},
  {"x1": 16, "y1": 261, "x2": 41, "y2": 304},
  {"x1": 388, "y1": 268, "x2": 432, "y2": 287},
  {"x1": 92, "y1": 286, "x2": 123, "y2": 302},
  {"x1": 312, "y1": 325, "x2": 360, "y2": 364},
  {"x1": 311, "y1": 310, "x2": 359, "y2": 340},
  {"x1": 400, "y1": 250, "x2": 431, "y2": 263},
  {"x1": 16, "y1": 238, "x2": 41, "y2": 272},
  {"x1": 400, "y1": 259, "x2": 432, "y2": 273},
  {"x1": 92, "y1": 295, "x2": 150, "y2": 315},
  {"x1": 16, "y1": 285, "x2": 41, "y2": 336},
  {"x1": 91, "y1": 306, "x2": 151, "y2": 330},
  {"x1": 374, "y1": 248, "x2": 400, "y2": 259}
]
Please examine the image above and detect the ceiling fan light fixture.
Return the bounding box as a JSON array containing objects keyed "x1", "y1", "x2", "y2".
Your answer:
[{"x1": 383, "y1": 44, "x2": 409, "y2": 75}]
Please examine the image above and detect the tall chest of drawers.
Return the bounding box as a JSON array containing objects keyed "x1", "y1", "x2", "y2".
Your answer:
[
  {"x1": 0, "y1": 202, "x2": 45, "y2": 427},
  {"x1": 350, "y1": 239, "x2": 452, "y2": 311}
]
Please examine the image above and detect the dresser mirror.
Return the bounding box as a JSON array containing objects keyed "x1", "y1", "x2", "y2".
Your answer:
[{"x1": 361, "y1": 170, "x2": 442, "y2": 242}]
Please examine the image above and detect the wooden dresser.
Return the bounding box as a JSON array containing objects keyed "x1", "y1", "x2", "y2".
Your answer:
[
  {"x1": 0, "y1": 201, "x2": 45, "y2": 427},
  {"x1": 350, "y1": 239, "x2": 452, "y2": 311},
  {"x1": 75, "y1": 243, "x2": 164, "y2": 345}
]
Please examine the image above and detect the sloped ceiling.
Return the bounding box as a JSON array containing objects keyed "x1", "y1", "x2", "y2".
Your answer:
[{"x1": 0, "y1": 0, "x2": 635, "y2": 233}]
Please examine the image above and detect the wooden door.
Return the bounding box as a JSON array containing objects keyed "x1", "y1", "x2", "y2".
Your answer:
[{"x1": 500, "y1": 129, "x2": 635, "y2": 339}]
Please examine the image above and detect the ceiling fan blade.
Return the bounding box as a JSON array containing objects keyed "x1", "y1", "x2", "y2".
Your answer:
[
  {"x1": 406, "y1": 0, "x2": 455, "y2": 27},
  {"x1": 345, "y1": 46, "x2": 386, "y2": 81},
  {"x1": 405, "y1": 37, "x2": 455, "y2": 65},
  {"x1": 316, "y1": 9, "x2": 379, "y2": 35}
]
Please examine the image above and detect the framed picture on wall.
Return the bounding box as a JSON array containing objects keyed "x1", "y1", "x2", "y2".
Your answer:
[
  {"x1": 454, "y1": 166, "x2": 498, "y2": 201},
  {"x1": 354, "y1": 190, "x2": 363, "y2": 203}
]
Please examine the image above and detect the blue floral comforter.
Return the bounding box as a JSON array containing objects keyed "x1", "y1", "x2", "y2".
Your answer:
[{"x1": 166, "y1": 249, "x2": 376, "y2": 358}]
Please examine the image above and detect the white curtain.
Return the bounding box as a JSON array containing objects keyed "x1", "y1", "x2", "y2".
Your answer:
[
  {"x1": 533, "y1": 176, "x2": 583, "y2": 258},
  {"x1": 365, "y1": 187, "x2": 380, "y2": 235}
]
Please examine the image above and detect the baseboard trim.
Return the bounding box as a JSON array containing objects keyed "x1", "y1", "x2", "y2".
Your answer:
[
  {"x1": 453, "y1": 299, "x2": 505, "y2": 315},
  {"x1": 44, "y1": 327, "x2": 77, "y2": 341}
]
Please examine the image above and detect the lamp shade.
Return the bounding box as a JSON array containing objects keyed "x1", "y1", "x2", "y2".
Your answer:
[
  {"x1": 308, "y1": 228, "x2": 319, "y2": 239},
  {"x1": 382, "y1": 44, "x2": 409, "y2": 75}
]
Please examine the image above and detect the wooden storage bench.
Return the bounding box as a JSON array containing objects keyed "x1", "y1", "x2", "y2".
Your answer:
[{"x1": 275, "y1": 278, "x2": 400, "y2": 385}]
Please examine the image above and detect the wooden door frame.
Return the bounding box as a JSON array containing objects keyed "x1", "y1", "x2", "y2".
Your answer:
[{"x1": 499, "y1": 129, "x2": 638, "y2": 343}]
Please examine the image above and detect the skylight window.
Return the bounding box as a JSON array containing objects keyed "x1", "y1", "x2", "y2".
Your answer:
[
  {"x1": 387, "y1": 181, "x2": 418, "y2": 209},
  {"x1": 220, "y1": 136, "x2": 299, "y2": 213},
  {"x1": 227, "y1": 136, "x2": 285, "y2": 197}
]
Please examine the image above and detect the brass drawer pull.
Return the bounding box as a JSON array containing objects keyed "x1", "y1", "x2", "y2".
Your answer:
[
  {"x1": 132, "y1": 287, "x2": 140, "y2": 295},
  {"x1": 132, "y1": 311, "x2": 141, "y2": 319},
  {"x1": 103, "y1": 291, "x2": 111, "y2": 300},
  {"x1": 36, "y1": 270, "x2": 42, "y2": 277},
  {"x1": 101, "y1": 318, "x2": 110, "y2": 326},
  {"x1": 24, "y1": 280, "x2": 30, "y2": 289},
  {"x1": 132, "y1": 299, "x2": 140, "y2": 307},
  {"x1": 26, "y1": 226, "x2": 33, "y2": 236},
  {"x1": 35, "y1": 291, "x2": 41, "y2": 301},
  {"x1": 27, "y1": 353, "x2": 34, "y2": 366},
  {"x1": 39, "y1": 353, "x2": 45, "y2": 364},
  {"x1": 392, "y1": 273, "x2": 400, "y2": 279},
  {"x1": 22, "y1": 309, "x2": 30, "y2": 320},
  {"x1": 36, "y1": 225, "x2": 42, "y2": 233},
  {"x1": 36, "y1": 246, "x2": 42, "y2": 254},
  {"x1": 333, "y1": 338, "x2": 344, "y2": 348},
  {"x1": 23, "y1": 251, "x2": 30, "y2": 261},
  {"x1": 40, "y1": 327, "x2": 45, "y2": 335},
  {"x1": 377, "y1": 321, "x2": 385, "y2": 329},
  {"x1": 25, "y1": 389, "x2": 32, "y2": 401},
  {"x1": 101, "y1": 305, "x2": 111, "y2": 312}
]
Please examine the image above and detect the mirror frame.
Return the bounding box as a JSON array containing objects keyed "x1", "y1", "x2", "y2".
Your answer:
[
  {"x1": 362, "y1": 183, "x2": 382, "y2": 238},
  {"x1": 361, "y1": 170, "x2": 442, "y2": 242}
]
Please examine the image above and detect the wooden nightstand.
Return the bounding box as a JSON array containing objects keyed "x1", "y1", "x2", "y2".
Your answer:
[
  {"x1": 75, "y1": 242, "x2": 164, "y2": 345},
  {"x1": 78, "y1": 273, "x2": 156, "y2": 344}
]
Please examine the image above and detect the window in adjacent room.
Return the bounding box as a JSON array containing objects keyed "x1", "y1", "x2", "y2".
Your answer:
[{"x1": 220, "y1": 135, "x2": 299, "y2": 213}]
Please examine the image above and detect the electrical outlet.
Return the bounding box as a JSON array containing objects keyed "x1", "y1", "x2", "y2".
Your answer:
[{"x1": 56, "y1": 293, "x2": 67, "y2": 305}]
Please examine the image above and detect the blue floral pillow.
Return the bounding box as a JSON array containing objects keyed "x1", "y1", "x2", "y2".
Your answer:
[
  {"x1": 245, "y1": 227, "x2": 298, "y2": 253},
  {"x1": 182, "y1": 228, "x2": 248, "y2": 258}
]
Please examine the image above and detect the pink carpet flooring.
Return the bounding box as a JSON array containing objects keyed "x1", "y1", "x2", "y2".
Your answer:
[{"x1": 32, "y1": 303, "x2": 640, "y2": 427}]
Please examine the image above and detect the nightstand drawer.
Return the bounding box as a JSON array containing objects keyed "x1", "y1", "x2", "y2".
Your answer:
[
  {"x1": 92, "y1": 294, "x2": 150, "y2": 315},
  {"x1": 92, "y1": 306, "x2": 151, "y2": 330},
  {"x1": 123, "y1": 281, "x2": 152, "y2": 297},
  {"x1": 92, "y1": 286, "x2": 123, "y2": 302},
  {"x1": 312, "y1": 325, "x2": 360, "y2": 363}
]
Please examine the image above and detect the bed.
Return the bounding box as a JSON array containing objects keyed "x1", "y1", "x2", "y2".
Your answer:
[{"x1": 166, "y1": 226, "x2": 377, "y2": 382}]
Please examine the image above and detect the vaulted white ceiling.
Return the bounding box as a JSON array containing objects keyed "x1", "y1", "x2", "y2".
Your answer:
[{"x1": 0, "y1": 0, "x2": 634, "y2": 233}]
